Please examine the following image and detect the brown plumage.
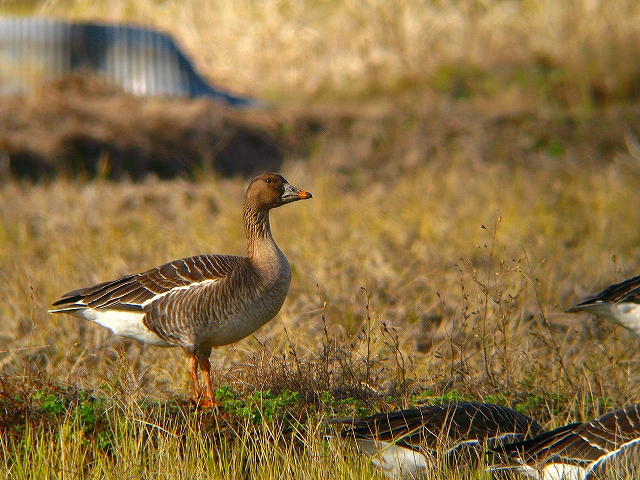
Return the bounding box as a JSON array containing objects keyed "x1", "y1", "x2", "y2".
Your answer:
[
  {"x1": 49, "y1": 173, "x2": 312, "y2": 406},
  {"x1": 489, "y1": 403, "x2": 640, "y2": 479},
  {"x1": 327, "y1": 402, "x2": 543, "y2": 479},
  {"x1": 565, "y1": 274, "x2": 640, "y2": 338}
]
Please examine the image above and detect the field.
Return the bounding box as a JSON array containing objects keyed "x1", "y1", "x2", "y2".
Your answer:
[{"x1": 3, "y1": 0, "x2": 640, "y2": 478}]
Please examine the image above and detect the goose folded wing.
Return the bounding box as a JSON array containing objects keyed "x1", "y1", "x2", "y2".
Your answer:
[
  {"x1": 571, "y1": 274, "x2": 640, "y2": 307},
  {"x1": 50, "y1": 254, "x2": 243, "y2": 311}
]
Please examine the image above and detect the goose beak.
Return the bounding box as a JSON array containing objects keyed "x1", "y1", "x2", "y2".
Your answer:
[{"x1": 281, "y1": 183, "x2": 312, "y2": 203}]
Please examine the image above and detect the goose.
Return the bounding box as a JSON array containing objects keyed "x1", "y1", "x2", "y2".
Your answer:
[
  {"x1": 488, "y1": 403, "x2": 640, "y2": 479},
  {"x1": 326, "y1": 402, "x2": 543, "y2": 479},
  {"x1": 49, "y1": 173, "x2": 311, "y2": 406},
  {"x1": 565, "y1": 274, "x2": 640, "y2": 337}
]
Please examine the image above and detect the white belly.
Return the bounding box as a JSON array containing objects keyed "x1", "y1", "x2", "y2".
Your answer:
[
  {"x1": 74, "y1": 308, "x2": 172, "y2": 347},
  {"x1": 612, "y1": 302, "x2": 640, "y2": 337}
]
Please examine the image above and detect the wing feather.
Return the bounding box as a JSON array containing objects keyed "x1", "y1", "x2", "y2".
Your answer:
[
  {"x1": 568, "y1": 274, "x2": 640, "y2": 309},
  {"x1": 492, "y1": 403, "x2": 640, "y2": 469},
  {"x1": 50, "y1": 254, "x2": 244, "y2": 312},
  {"x1": 329, "y1": 402, "x2": 543, "y2": 453}
]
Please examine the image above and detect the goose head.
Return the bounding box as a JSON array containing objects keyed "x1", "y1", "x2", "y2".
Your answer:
[{"x1": 245, "y1": 173, "x2": 312, "y2": 211}]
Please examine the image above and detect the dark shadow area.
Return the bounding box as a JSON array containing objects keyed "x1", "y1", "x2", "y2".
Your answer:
[
  {"x1": 3, "y1": 76, "x2": 640, "y2": 181},
  {"x1": 0, "y1": 75, "x2": 284, "y2": 180}
]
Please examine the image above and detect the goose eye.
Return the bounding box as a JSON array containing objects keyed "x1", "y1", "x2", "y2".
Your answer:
[{"x1": 265, "y1": 178, "x2": 273, "y2": 184}]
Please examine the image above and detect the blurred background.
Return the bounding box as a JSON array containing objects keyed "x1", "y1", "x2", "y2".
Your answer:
[{"x1": 2, "y1": 0, "x2": 640, "y2": 179}]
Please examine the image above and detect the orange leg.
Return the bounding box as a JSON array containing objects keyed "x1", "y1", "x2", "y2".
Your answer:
[
  {"x1": 188, "y1": 356, "x2": 202, "y2": 399},
  {"x1": 197, "y1": 357, "x2": 220, "y2": 408},
  {"x1": 187, "y1": 355, "x2": 220, "y2": 408}
]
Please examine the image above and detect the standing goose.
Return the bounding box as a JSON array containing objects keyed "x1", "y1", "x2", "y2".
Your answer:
[
  {"x1": 326, "y1": 402, "x2": 543, "y2": 479},
  {"x1": 565, "y1": 274, "x2": 640, "y2": 337},
  {"x1": 49, "y1": 173, "x2": 311, "y2": 406},
  {"x1": 488, "y1": 403, "x2": 640, "y2": 479}
]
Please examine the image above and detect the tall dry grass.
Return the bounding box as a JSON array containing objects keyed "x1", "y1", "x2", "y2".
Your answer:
[{"x1": 2, "y1": 153, "x2": 640, "y2": 411}]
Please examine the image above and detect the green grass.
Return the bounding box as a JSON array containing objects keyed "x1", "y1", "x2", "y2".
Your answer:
[{"x1": 1, "y1": 379, "x2": 381, "y2": 479}]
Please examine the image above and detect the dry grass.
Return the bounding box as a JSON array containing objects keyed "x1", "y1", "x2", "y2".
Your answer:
[
  {"x1": 3, "y1": 154, "x2": 640, "y2": 427},
  {"x1": 3, "y1": 153, "x2": 640, "y2": 476},
  {"x1": 2, "y1": 0, "x2": 640, "y2": 478}
]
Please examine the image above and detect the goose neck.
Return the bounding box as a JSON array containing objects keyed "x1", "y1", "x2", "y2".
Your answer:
[{"x1": 243, "y1": 206, "x2": 275, "y2": 260}]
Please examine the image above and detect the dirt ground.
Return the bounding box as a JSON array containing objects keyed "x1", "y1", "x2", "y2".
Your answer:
[{"x1": 2, "y1": 74, "x2": 640, "y2": 181}]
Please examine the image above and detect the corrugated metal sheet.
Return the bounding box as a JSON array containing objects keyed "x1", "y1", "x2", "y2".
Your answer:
[{"x1": 0, "y1": 17, "x2": 254, "y2": 106}]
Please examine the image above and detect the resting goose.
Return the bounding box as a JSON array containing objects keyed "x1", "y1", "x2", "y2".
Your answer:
[
  {"x1": 488, "y1": 403, "x2": 640, "y2": 479},
  {"x1": 49, "y1": 173, "x2": 311, "y2": 406},
  {"x1": 326, "y1": 402, "x2": 543, "y2": 479},
  {"x1": 565, "y1": 274, "x2": 640, "y2": 337}
]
